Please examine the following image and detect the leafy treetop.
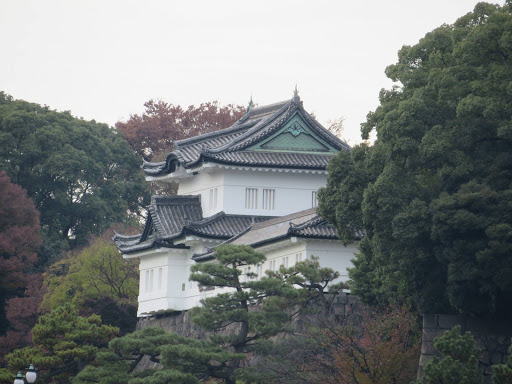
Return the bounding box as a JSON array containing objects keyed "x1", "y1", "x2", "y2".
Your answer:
[
  {"x1": 116, "y1": 100, "x2": 245, "y2": 161},
  {"x1": 0, "y1": 92, "x2": 150, "y2": 248},
  {"x1": 318, "y1": 2, "x2": 512, "y2": 319}
]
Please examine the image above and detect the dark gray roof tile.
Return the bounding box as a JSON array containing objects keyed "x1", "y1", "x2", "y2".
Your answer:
[
  {"x1": 143, "y1": 98, "x2": 350, "y2": 176},
  {"x1": 114, "y1": 194, "x2": 276, "y2": 254}
]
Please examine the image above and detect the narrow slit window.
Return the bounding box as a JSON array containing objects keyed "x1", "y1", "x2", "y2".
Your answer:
[
  {"x1": 209, "y1": 188, "x2": 218, "y2": 210},
  {"x1": 245, "y1": 188, "x2": 258, "y2": 209},
  {"x1": 312, "y1": 191, "x2": 319, "y2": 208},
  {"x1": 149, "y1": 269, "x2": 154, "y2": 292},
  {"x1": 144, "y1": 270, "x2": 150, "y2": 293},
  {"x1": 158, "y1": 268, "x2": 163, "y2": 290},
  {"x1": 262, "y1": 189, "x2": 276, "y2": 210}
]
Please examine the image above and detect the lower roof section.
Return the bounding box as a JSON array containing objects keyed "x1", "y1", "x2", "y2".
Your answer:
[
  {"x1": 192, "y1": 207, "x2": 364, "y2": 262},
  {"x1": 113, "y1": 196, "x2": 364, "y2": 258},
  {"x1": 113, "y1": 194, "x2": 275, "y2": 255}
]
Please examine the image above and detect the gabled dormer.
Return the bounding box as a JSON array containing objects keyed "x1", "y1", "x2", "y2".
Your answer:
[{"x1": 247, "y1": 112, "x2": 339, "y2": 154}]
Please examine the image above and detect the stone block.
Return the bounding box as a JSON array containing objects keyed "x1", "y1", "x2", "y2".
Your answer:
[
  {"x1": 476, "y1": 337, "x2": 486, "y2": 351},
  {"x1": 352, "y1": 303, "x2": 365, "y2": 316},
  {"x1": 487, "y1": 336, "x2": 498, "y2": 352},
  {"x1": 423, "y1": 328, "x2": 443, "y2": 343},
  {"x1": 479, "y1": 351, "x2": 490, "y2": 365},
  {"x1": 336, "y1": 294, "x2": 348, "y2": 304},
  {"x1": 423, "y1": 314, "x2": 438, "y2": 329},
  {"x1": 438, "y1": 314, "x2": 465, "y2": 330},
  {"x1": 466, "y1": 316, "x2": 485, "y2": 334},
  {"x1": 491, "y1": 352, "x2": 503, "y2": 365},
  {"x1": 347, "y1": 295, "x2": 359, "y2": 304},
  {"x1": 418, "y1": 354, "x2": 435, "y2": 368},
  {"x1": 334, "y1": 305, "x2": 345, "y2": 316},
  {"x1": 421, "y1": 341, "x2": 435, "y2": 355}
]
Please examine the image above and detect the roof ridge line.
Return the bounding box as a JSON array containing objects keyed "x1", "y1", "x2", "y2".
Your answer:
[
  {"x1": 251, "y1": 208, "x2": 318, "y2": 230},
  {"x1": 203, "y1": 100, "x2": 294, "y2": 155},
  {"x1": 290, "y1": 215, "x2": 324, "y2": 230},
  {"x1": 174, "y1": 120, "x2": 257, "y2": 147},
  {"x1": 185, "y1": 211, "x2": 226, "y2": 228}
]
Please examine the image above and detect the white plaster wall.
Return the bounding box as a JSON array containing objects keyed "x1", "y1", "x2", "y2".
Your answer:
[
  {"x1": 138, "y1": 248, "x2": 201, "y2": 316},
  {"x1": 178, "y1": 171, "x2": 224, "y2": 217},
  {"x1": 305, "y1": 239, "x2": 358, "y2": 281},
  {"x1": 223, "y1": 169, "x2": 326, "y2": 216},
  {"x1": 256, "y1": 241, "x2": 307, "y2": 275},
  {"x1": 178, "y1": 168, "x2": 326, "y2": 217},
  {"x1": 136, "y1": 239, "x2": 358, "y2": 316}
]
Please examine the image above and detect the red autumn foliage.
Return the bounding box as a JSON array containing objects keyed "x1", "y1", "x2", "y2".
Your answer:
[
  {"x1": 116, "y1": 100, "x2": 246, "y2": 161},
  {"x1": 0, "y1": 171, "x2": 42, "y2": 360},
  {"x1": 323, "y1": 305, "x2": 420, "y2": 384},
  {"x1": 0, "y1": 274, "x2": 46, "y2": 356}
]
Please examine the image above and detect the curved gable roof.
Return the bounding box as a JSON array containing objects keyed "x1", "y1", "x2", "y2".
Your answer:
[
  {"x1": 113, "y1": 194, "x2": 275, "y2": 255},
  {"x1": 143, "y1": 97, "x2": 350, "y2": 177}
]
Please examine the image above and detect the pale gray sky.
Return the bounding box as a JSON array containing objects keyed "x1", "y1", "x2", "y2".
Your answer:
[{"x1": 0, "y1": 0, "x2": 502, "y2": 143}]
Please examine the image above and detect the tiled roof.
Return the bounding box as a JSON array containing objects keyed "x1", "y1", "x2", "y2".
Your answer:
[
  {"x1": 192, "y1": 208, "x2": 364, "y2": 261},
  {"x1": 143, "y1": 98, "x2": 350, "y2": 176},
  {"x1": 202, "y1": 151, "x2": 333, "y2": 169},
  {"x1": 184, "y1": 212, "x2": 274, "y2": 239},
  {"x1": 113, "y1": 195, "x2": 276, "y2": 254},
  {"x1": 150, "y1": 195, "x2": 203, "y2": 239}
]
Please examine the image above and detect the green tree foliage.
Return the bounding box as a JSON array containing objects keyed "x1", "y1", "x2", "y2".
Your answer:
[
  {"x1": 187, "y1": 244, "x2": 297, "y2": 383},
  {"x1": 318, "y1": 2, "x2": 512, "y2": 318},
  {"x1": 0, "y1": 92, "x2": 149, "y2": 249},
  {"x1": 41, "y1": 236, "x2": 139, "y2": 333},
  {"x1": 267, "y1": 256, "x2": 348, "y2": 314},
  {"x1": 4, "y1": 303, "x2": 118, "y2": 383},
  {"x1": 414, "y1": 326, "x2": 483, "y2": 384},
  {"x1": 492, "y1": 340, "x2": 512, "y2": 384},
  {"x1": 72, "y1": 327, "x2": 243, "y2": 384},
  {"x1": 74, "y1": 245, "x2": 344, "y2": 384}
]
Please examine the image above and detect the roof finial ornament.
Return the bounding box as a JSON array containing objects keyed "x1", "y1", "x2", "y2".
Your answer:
[
  {"x1": 247, "y1": 94, "x2": 254, "y2": 111},
  {"x1": 293, "y1": 85, "x2": 300, "y2": 102}
]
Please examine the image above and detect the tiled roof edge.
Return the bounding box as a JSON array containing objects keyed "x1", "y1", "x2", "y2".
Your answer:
[
  {"x1": 191, "y1": 225, "x2": 253, "y2": 262},
  {"x1": 174, "y1": 120, "x2": 257, "y2": 147}
]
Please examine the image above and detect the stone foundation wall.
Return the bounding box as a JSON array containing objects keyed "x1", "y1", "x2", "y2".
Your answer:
[
  {"x1": 419, "y1": 314, "x2": 512, "y2": 383},
  {"x1": 135, "y1": 293, "x2": 367, "y2": 369},
  {"x1": 136, "y1": 293, "x2": 366, "y2": 335}
]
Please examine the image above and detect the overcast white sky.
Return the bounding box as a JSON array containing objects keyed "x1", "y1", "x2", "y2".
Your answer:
[{"x1": 0, "y1": 0, "x2": 503, "y2": 144}]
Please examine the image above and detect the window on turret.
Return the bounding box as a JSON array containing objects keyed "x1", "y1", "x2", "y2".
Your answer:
[
  {"x1": 245, "y1": 188, "x2": 258, "y2": 209},
  {"x1": 262, "y1": 189, "x2": 275, "y2": 210},
  {"x1": 209, "y1": 188, "x2": 218, "y2": 210},
  {"x1": 144, "y1": 270, "x2": 150, "y2": 293},
  {"x1": 312, "y1": 191, "x2": 319, "y2": 208}
]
